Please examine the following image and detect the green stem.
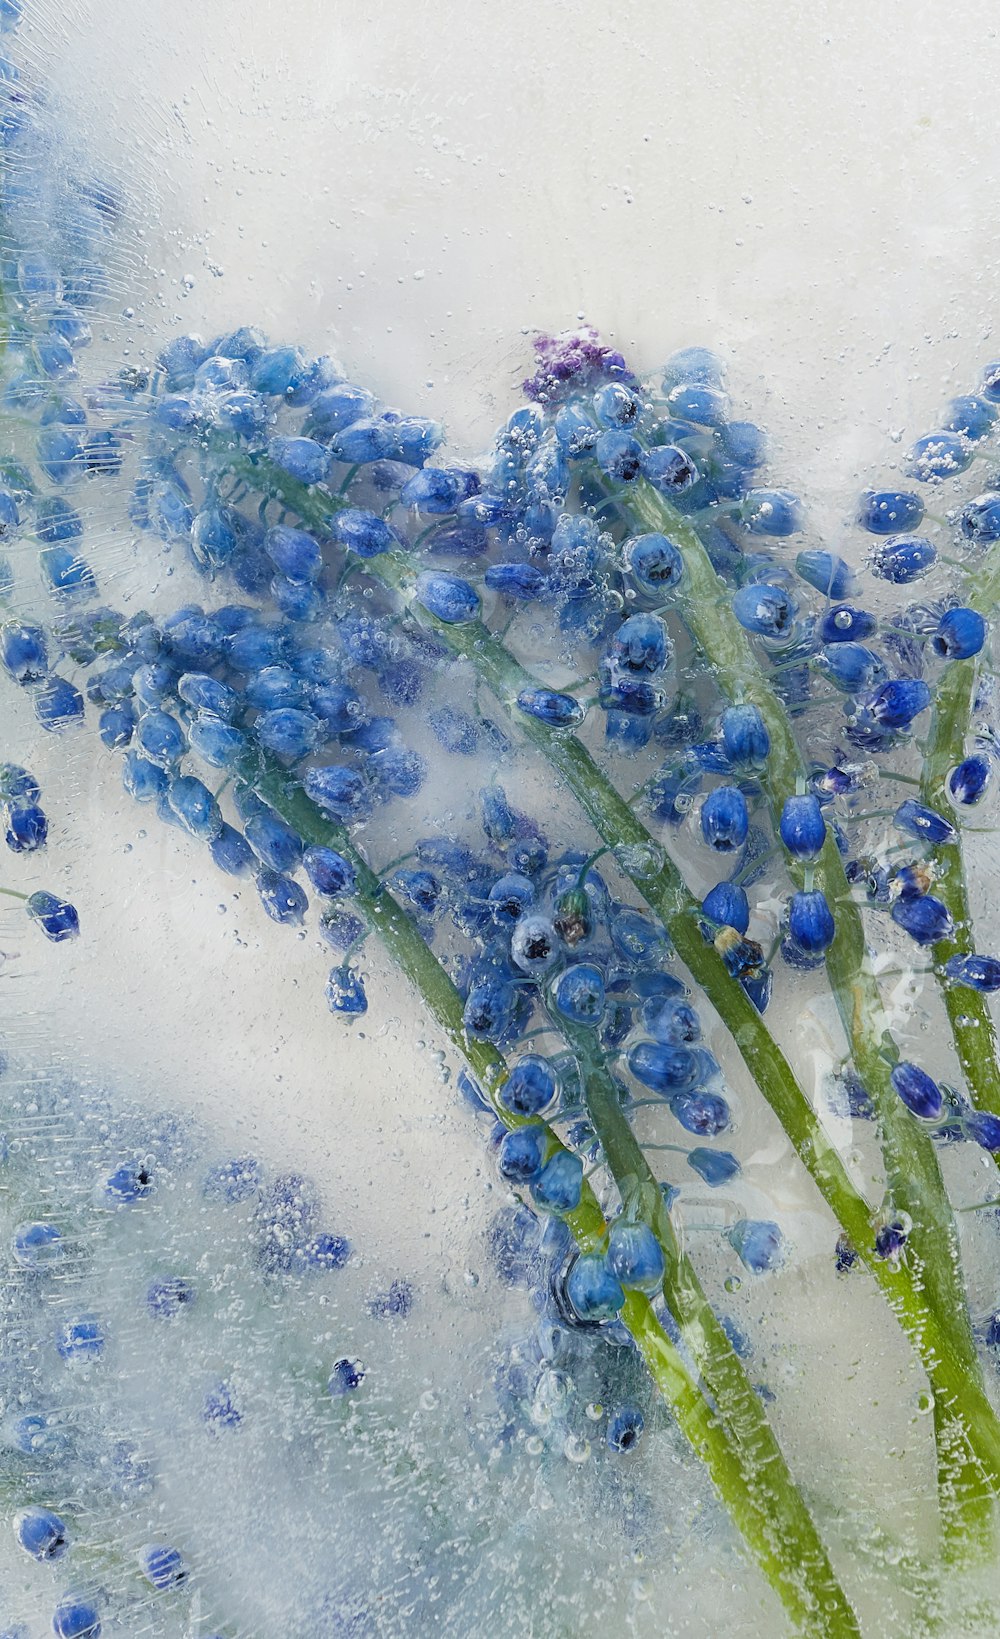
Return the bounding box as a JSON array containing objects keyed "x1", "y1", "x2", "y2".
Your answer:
[
  {"x1": 921, "y1": 651, "x2": 1000, "y2": 1128},
  {"x1": 256, "y1": 764, "x2": 860, "y2": 1636},
  {"x1": 218, "y1": 450, "x2": 1000, "y2": 1516}
]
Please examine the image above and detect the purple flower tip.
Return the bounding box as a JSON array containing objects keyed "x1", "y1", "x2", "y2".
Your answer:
[{"x1": 522, "y1": 326, "x2": 635, "y2": 404}]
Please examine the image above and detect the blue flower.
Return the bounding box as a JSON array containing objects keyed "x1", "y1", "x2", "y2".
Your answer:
[
  {"x1": 890, "y1": 1061, "x2": 943, "y2": 1120},
  {"x1": 857, "y1": 489, "x2": 923, "y2": 534},
  {"x1": 700, "y1": 785, "x2": 749, "y2": 852},
  {"x1": 932, "y1": 607, "x2": 987, "y2": 660}
]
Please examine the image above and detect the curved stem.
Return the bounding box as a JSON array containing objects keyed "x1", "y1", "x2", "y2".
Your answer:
[
  {"x1": 256, "y1": 763, "x2": 861, "y2": 1636},
  {"x1": 218, "y1": 449, "x2": 1000, "y2": 1514}
]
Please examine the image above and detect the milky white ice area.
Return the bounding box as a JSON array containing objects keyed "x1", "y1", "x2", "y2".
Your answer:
[{"x1": 3, "y1": 1, "x2": 1000, "y2": 1634}]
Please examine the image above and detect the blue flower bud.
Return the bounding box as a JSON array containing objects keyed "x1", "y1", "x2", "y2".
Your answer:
[
  {"x1": 949, "y1": 753, "x2": 992, "y2": 805},
  {"x1": 960, "y1": 492, "x2": 1000, "y2": 544},
  {"x1": 627, "y1": 1040, "x2": 699, "y2": 1095},
  {"x1": 944, "y1": 954, "x2": 1000, "y2": 992},
  {"x1": 819, "y1": 642, "x2": 885, "y2": 694},
  {"x1": 26, "y1": 891, "x2": 79, "y2": 941},
  {"x1": 414, "y1": 570, "x2": 480, "y2": 624},
  {"x1": 303, "y1": 765, "x2": 372, "y2": 822},
  {"x1": 532, "y1": 1150, "x2": 583, "y2": 1214},
  {"x1": 138, "y1": 1543, "x2": 188, "y2": 1591},
  {"x1": 942, "y1": 394, "x2": 996, "y2": 440},
  {"x1": 700, "y1": 785, "x2": 749, "y2": 852},
  {"x1": 502, "y1": 1055, "x2": 557, "y2": 1117},
  {"x1": 325, "y1": 966, "x2": 368, "y2": 1016},
  {"x1": 687, "y1": 1148, "x2": 742, "y2": 1186},
  {"x1": 607, "y1": 1221, "x2": 665, "y2": 1292},
  {"x1": 787, "y1": 889, "x2": 835, "y2": 955},
  {"x1": 52, "y1": 1600, "x2": 102, "y2": 1639},
  {"x1": 640, "y1": 443, "x2": 699, "y2": 494},
  {"x1": 964, "y1": 1111, "x2": 1000, "y2": 1151},
  {"x1": 15, "y1": 1505, "x2": 69, "y2": 1561},
  {"x1": 627, "y1": 532, "x2": 684, "y2": 593},
  {"x1": 819, "y1": 603, "x2": 878, "y2": 644},
  {"x1": 670, "y1": 1087, "x2": 732, "y2": 1135},
  {"x1": 729, "y1": 1218, "x2": 785, "y2": 1272},
  {"x1": 565, "y1": 1254, "x2": 625, "y2": 1321},
  {"x1": 484, "y1": 562, "x2": 545, "y2": 600},
  {"x1": 511, "y1": 914, "x2": 561, "y2": 975},
  {"x1": 890, "y1": 1061, "x2": 943, "y2": 1120},
  {"x1": 890, "y1": 893, "x2": 954, "y2": 945},
  {"x1": 720, "y1": 704, "x2": 769, "y2": 766},
  {"x1": 865, "y1": 678, "x2": 931, "y2": 729},
  {"x1": 702, "y1": 881, "x2": 750, "y2": 933},
  {"x1": 551, "y1": 962, "x2": 606, "y2": 1024},
  {"x1": 607, "y1": 613, "x2": 671, "y2": 675},
  {"x1": 779, "y1": 793, "x2": 826, "y2": 860},
  {"x1": 857, "y1": 489, "x2": 924, "y2": 535},
  {"x1": 870, "y1": 533, "x2": 936, "y2": 583},
  {"x1": 1, "y1": 618, "x2": 48, "y2": 683},
  {"x1": 256, "y1": 869, "x2": 308, "y2": 925},
  {"x1": 266, "y1": 435, "x2": 328, "y2": 485},
  {"x1": 596, "y1": 429, "x2": 643, "y2": 483},
  {"x1": 302, "y1": 846, "x2": 356, "y2": 898},
  {"x1": 740, "y1": 488, "x2": 803, "y2": 536},
  {"x1": 666, "y1": 382, "x2": 728, "y2": 424},
  {"x1": 932, "y1": 607, "x2": 987, "y2": 660},
  {"x1": 495, "y1": 1127, "x2": 547, "y2": 1180},
  {"x1": 332, "y1": 507, "x2": 398, "y2": 559},
  {"x1": 265, "y1": 524, "x2": 323, "y2": 583},
  {"x1": 607, "y1": 1404, "x2": 646, "y2": 1453},
  {"x1": 906, "y1": 430, "x2": 972, "y2": 483},
  {"x1": 516, "y1": 686, "x2": 584, "y2": 727},
  {"x1": 732, "y1": 582, "x2": 797, "y2": 637},
  {"x1": 894, "y1": 798, "x2": 955, "y2": 845}
]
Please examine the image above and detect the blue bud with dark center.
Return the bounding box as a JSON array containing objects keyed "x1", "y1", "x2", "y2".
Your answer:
[
  {"x1": 607, "y1": 1405, "x2": 646, "y2": 1453},
  {"x1": 596, "y1": 430, "x2": 643, "y2": 483},
  {"x1": 890, "y1": 1061, "x2": 943, "y2": 1120},
  {"x1": 552, "y1": 962, "x2": 606, "y2": 1025},
  {"x1": 503, "y1": 1055, "x2": 557, "y2": 1117},
  {"x1": 732, "y1": 582, "x2": 797, "y2": 637},
  {"x1": 640, "y1": 443, "x2": 699, "y2": 494},
  {"x1": 700, "y1": 785, "x2": 749, "y2": 852},
  {"x1": 857, "y1": 489, "x2": 924, "y2": 534},
  {"x1": 944, "y1": 954, "x2": 1000, "y2": 992},
  {"x1": 497, "y1": 1125, "x2": 547, "y2": 1184},
  {"x1": 960, "y1": 493, "x2": 1000, "y2": 544},
  {"x1": 870, "y1": 534, "x2": 935, "y2": 582},
  {"x1": 891, "y1": 893, "x2": 954, "y2": 945},
  {"x1": 671, "y1": 1087, "x2": 732, "y2": 1135},
  {"x1": 949, "y1": 753, "x2": 992, "y2": 805},
  {"x1": 779, "y1": 793, "x2": 826, "y2": 860},
  {"x1": 627, "y1": 532, "x2": 684, "y2": 593},
  {"x1": 788, "y1": 889, "x2": 835, "y2": 955},
  {"x1": 15, "y1": 1505, "x2": 69, "y2": 1561},
  {"x1": 932, "y1": 607, "x2": 987, "y2": 660}
]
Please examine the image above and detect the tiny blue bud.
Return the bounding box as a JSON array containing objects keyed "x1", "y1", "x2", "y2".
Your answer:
[
  {"x1": 551, "y1": 962, "x2": 606, "y2": 1024},
  {"x1": 687, "y1": 1148, "x2": 742, "y2": 1187},
  {"x1": 933, "y1": 607, "x2": 987, "y2": 660},
  {"x1": 702, "y1": 881, "x2": 750, "y2": 933},
  {"x1": 944, "y1": 954, "x2": 1000, "y2": 992},
  {"x1": 700, "y1": 785, "x2": 749, "y2": 852},
  {"x1": 606, "y1": 1405, "x2": 645, "y2": 1453},
  {"x1": 906, "y1": 430, "x2": 972, "y2": 483},
  {"x1": 857, "y1": 490, "x2": 924, "y2": 535},
  {"x1": 949, "y1": 753, "x2": 992, "y2": 805},
  {"x1": 138, "y1": 1543, "x2": 188, "y2": 1591},
  {"x1": 891, "y1": 893, "x2": 954, "y2": 945},
  {"x1": 607, "y1": 1221, "x2": 665, "y2": 1293},
  {"x1": 516, "y1": 686, "x2": 584, "y2": 728},
  {"x1": 497, "y1": 1124, "x2": 547, "y2": 1184},
  {"x1": 328, "y1": 1357, "x2": 365, "y2": 1396},
  {"x1": 502, "y1": 1055, "x2": 558, "y2": 1117},
  {"x1": 787, "y1": 889, "x2": 835, "y2": 955},
  {"x1": 627, "y1": 1041, "x2": 699, "y2": 1095},
  {"x1": 532, "y1": 1149, "x2": 583, "y2": 1214},
  {"x1": 729, "y1": 1219, "x2": 785, "y2": 1272},
  {"x1": 414, "y1": 570, "x2": 480, "y2": 624},
  {"x1": 890, "y1": 1061, "x2": 943, "y2": 1120},
  {"x1": 640, "y1": 443, "x2": 699, "y2": 495},
  {"x1": 741, "y1": 488, "x2": 803, "y2": 536},
  {"x1": 960, "y1": 492, "x2": 1000, "y2": 544},
  {"x1": 819, "y1": 603, "x2": 878, "y2": 644},
  {"x1": 565, "y1": 1254, "x2": 624, "y2": 1322},
  {"x1": 732, "y1": 583, "x2": 797, "y2": 637},
  {"x1": 865, "y1": 678, "x2": 931, "y2": 730},
  {"x1": 779, "y1": 793, "x2": 826, "y2": 860}
]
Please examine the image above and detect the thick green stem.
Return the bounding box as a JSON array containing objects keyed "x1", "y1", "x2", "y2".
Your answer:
[
  {"x1": 219, "y1": 450, "x2": 1000, "y2": 1513},
  {"x1": 256, "y1": 764, "x2": 860, "y2": 1636}
]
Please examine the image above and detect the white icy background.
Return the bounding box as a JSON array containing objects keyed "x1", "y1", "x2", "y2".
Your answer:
[{"x1": 3, "y1": 0, "x2": 1000, "y2": 1633}]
